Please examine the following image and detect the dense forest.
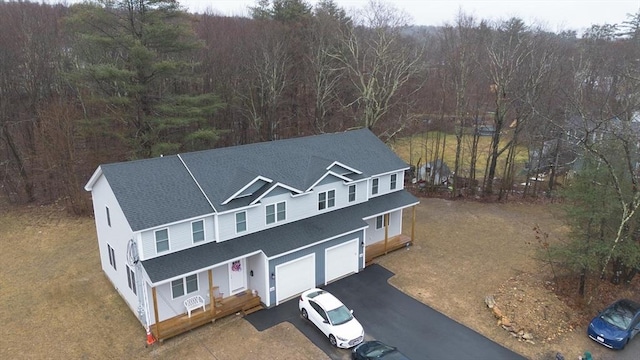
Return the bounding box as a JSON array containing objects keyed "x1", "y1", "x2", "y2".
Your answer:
[{"x1": 1, "y1": 0, "x2": 639, "y2": 285}]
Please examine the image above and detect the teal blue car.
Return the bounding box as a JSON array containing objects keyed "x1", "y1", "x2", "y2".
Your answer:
[{"x1": 587, "y1": 299, "x2": 640, "y2": 350}]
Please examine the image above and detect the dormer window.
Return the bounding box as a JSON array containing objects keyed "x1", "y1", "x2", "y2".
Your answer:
[
  {"x1": 390, "y1": 174, "x2": 397, "y2": 190},
  {"x1": 318, "y1": 190, "x2": 335, "y2": 210},
  {"x1": 372, "y1": 178, "x2": 379, "y2": 195},
  {"x1": 348, "y1": 185, "x2": 356, "y2": 202},
  {"x1": 266, "y1": 201, "x2": 286, "y2": 225}
]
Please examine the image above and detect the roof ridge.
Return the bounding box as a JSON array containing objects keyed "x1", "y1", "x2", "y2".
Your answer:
[{"x1": 177, "y1": 153, "x2": 217, "y2": 213}]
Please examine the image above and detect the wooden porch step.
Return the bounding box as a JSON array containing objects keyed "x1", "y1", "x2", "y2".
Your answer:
[
  {"x1": 242, "y1": 304, "x2": 264, "y2": 316},
  {"x1": 241, "y1": 296, "x2": 263, "y2": 316}
]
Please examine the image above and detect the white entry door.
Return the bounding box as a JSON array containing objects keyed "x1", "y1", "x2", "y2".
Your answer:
[
  {"x1": 325, "y1": 239, "x2": 359, "y2": 284},
  {"x1": 275, "y1": 254, "x2": 315, "y2": 305},
  {"x1": 229, "y1": 259, "x2": 246, "y2": 295}
]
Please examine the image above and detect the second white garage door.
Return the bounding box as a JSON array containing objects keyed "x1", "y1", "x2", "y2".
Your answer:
[
  {"x1": 325, "y1": 239, "x2": 359, "y2": 284},
  {"x1": 275, "y1": 254, "x2": 316, "y2": 305}
]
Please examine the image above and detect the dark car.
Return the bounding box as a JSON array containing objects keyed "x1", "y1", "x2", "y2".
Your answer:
[
  {"x1": 587, "y1": 299, "x2": 640, "y2": 350},
  {"x1": 351, "y1": 340, "x2": 411, "y2": 360}
]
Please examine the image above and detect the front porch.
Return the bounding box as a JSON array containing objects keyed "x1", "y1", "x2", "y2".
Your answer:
[
  {"x1": 365, "y1": 206, "x2": 415, "y2": 264},
  {"x1": 365, "y1": 234, "x2": 412, "y2": 264},
  {"x1": 149, "y1": 289, "x2": 262, "y2": 342}
]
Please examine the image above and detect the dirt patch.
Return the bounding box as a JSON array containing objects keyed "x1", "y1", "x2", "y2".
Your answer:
[{"x1": 376, "y1": 197, "x2": 639, "y2": 360}]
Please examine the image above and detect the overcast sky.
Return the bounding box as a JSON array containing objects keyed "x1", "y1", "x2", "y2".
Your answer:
[{"x1": 185, "y1": 0, "x2": 639, "y2": 33}]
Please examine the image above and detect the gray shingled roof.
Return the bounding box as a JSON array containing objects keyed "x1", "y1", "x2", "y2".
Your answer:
[
  {"x1": 99, "y1": 129, "x2": 409, "y2": 231},
  {"x1": 100, "y1": 156, "x2": 213, "y2": 231},
  {"x1": 180, "y1": 129, "x2": 409, "y2": 212},
  {"x1": 142, "y1": 190, "x2": 419, "y2": 284}
]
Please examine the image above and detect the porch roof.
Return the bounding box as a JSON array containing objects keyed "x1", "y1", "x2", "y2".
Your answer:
[{"x1": 142, "y1": 190, "x2": 418, "y2": 284}]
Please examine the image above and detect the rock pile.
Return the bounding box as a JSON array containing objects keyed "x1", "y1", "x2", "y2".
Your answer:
[{"x1": 485, "y1": 295, "x2": 535, "y2": 344}]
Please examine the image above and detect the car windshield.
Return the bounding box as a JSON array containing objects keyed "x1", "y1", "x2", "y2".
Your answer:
[
  {"x1": 327, "y1": 305, "x2": 353, "y2": 325},
  {"x1": 364, "y1": 343, "x2": 396, "y2": 357},
  {"x1": 600, "y1": 303, "x2": 634, "y2": 330}
]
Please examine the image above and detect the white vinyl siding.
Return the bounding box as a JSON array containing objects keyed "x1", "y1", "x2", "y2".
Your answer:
[
  {"x1": 216, "y1": 179, "x2": 368, "y2": 242},
  {"x1": 140, "y1": 217, "x2": 214, "y2": 259},
  {"x1": 89, "y1": 175, "x2": 137, "y2": 317},
  {"x1": 366, "y1": 210, "x2": 404, "y2": 246}
]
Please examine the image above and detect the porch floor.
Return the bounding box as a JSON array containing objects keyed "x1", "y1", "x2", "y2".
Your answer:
[
  {"x1": 150, "y1": 290, "x2": 262, "y2": 342},
  {"x1": 365, "y1": 234, "x2": 412, "y2": 264}
]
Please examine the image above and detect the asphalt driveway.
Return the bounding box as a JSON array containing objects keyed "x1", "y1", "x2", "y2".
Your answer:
[{"x1": 246, "y1": 264, "x2": 525, "y2": 360}]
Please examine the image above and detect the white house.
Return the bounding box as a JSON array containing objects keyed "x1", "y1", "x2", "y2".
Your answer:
[{"x1": 84, "y1": 129, "x2": 419, "y2": 342}]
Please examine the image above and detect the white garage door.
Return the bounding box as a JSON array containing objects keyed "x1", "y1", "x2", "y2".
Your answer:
[
  {"x1": 275, "y1": 254, "x2": 315, "y2": 305},
  {"x1": 325, "y1": 239, "x2": 359, "y2": 284}
]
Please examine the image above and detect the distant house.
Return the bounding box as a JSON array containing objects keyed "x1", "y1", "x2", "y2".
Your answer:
[
  {"x1": 476, "y1": 124, "x2": 496, "y2": 136},
  {"x1": 418, "y1": 159, "x2": 452, "y2": 185},
  {"x1": 84, "y1": 129, "x2": 419, "y2": 342}
]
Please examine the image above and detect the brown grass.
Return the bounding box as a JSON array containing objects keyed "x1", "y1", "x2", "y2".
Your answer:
[
  {"x1": 0, "y1": 204, "x2": 327, "y2": 360},
  {"x1": 390, "y1": 132, "x2": 530, "y2": 180},
  {"x1": 2, "y1": 199, "x2": 636, "y2": 360}
]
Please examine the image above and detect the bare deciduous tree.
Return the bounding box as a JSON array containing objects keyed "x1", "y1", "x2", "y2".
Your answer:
[{"x1": 331, "y1": 0, "x2": 424, "y2": 138}]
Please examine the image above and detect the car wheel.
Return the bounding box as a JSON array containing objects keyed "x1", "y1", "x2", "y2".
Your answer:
[
  {"x1": 329, "y1": 334, "x2": 337, "y2": 347},
  {"x1": 301, "y1": 308, "x2": 308, "y2": 320}
]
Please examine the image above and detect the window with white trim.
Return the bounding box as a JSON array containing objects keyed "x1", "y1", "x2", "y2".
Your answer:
[
  {"x1": 186, "y1": 274, "x2": 198, "y2": 293},
  {"x1": 107, "y1": 244, "x2": 116, "y2": 270},
  {"x1": 390, "y1": 174, "x2": 397, "y2": 190},
  {"x1": 348, "y1": 185, "x2": 356, "y2": 202},
  {"x1": 192, "y1": 220, "x2": 204, "y2": 243},
  {"x1": 376, "y1": 215, "x2": 383, "y2": 229},
  {"x1": 126, "y1": 265, "x2": 136, "y2": 295},
  {"x1": 372, "y1": 178, "x2": 379, "y2": 195},
  {"x1": 318, "y1": 190, "x2": 335, "y2": 210},
  {"x1": 106, "y1": 206, "x2": 111, "y2": 227},
  {"x1": 266, "y1": 201, "x2": 286, "y2": 224},
  {"x1": 236, "y1": 211, "x2": 247, "y2": 233},
  {"x1": 155, "y1": 229, "x2": 169, "y2": 253},
  {"x1": 171, "y1": 274, "x2": 199, "y2": 298}
]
